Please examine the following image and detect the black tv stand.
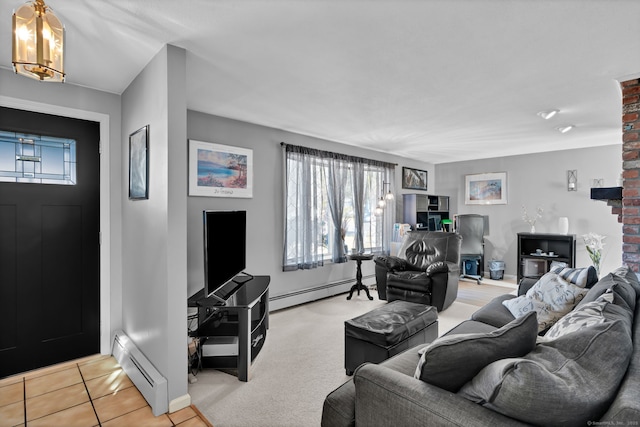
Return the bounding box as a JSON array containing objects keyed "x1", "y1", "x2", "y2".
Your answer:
[
  {"x1": 232, "y1": 271, "x2": 254, "y2": 285},
  {"x1": 188, "y1": 275, "x2": 270, "y2": 382}
]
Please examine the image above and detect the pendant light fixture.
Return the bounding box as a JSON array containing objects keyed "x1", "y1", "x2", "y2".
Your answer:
[
  {"x1": 12, "y1": 0, "x2": 65, "y2": 82},
  {"x1": 374, "y1": 203, "x2": 384, "y2": 217},
  {"x1": 383, "y1": 182, "x2": 394, "y2": 202},
  {"x1": 375, "y1": 182, "x2": 393, "y2": 216}
]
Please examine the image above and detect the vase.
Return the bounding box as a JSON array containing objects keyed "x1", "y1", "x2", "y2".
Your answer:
[
  {"x1": 530, "y1": 225, "x2": 535, "y2": 233},
  {"x1": 558, "y1": 217, "x2": 569, "y2": 235}
]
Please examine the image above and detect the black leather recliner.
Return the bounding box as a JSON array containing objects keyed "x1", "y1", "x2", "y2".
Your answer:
[{"x1": 374, "y1": 231, "x2": 462, "y2": 311}]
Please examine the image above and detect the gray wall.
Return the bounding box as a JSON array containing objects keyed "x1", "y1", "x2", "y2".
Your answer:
[
  {"x1": 1, "y1": 56, "x2": 625, "y2": 412},
  {"x1": 121, "y1": 45, "x2": 188, "y2": 404},
  {"x1": 186, "y1": 111, "x2": 435, "y2": 309},
  {"x1": 435, "y1": 144, "x2": 623, "y2": 278}
]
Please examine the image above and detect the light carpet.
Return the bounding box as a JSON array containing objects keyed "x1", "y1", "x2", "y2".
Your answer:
[{"x1": 189, "y1": 284, "x2": 508, "y2": 427}]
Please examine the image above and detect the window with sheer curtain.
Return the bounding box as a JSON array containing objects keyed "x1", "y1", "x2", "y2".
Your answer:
[{"x1": 283, "y1": 143, "x2": 395, "y2": 272}]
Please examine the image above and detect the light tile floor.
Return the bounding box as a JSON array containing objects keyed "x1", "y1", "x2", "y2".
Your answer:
[{"x1": 0, "y1": 354, "x2": 213, "y2": 427}]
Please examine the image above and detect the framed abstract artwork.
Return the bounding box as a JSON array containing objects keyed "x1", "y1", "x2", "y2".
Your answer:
[
  {"x1": 188, "y1": 140, "x2": 253, "y2": 198},
  {"x1": 402, "y1": 167, "x2": 428, "y2": 191},
  {"x1": 129, "y1": 125, "x2": 149, "y2": 200},
  {"x1": 465, "y1": 172, "x2": 507, "y2": 205}
]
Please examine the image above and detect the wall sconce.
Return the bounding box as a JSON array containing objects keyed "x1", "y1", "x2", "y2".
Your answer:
[
  {"x1": 567, "y1": 170, "x2": 577, "y2": 191},
  {"x1": 12, "y1": 0, "x2": 65, "y2": 82}
]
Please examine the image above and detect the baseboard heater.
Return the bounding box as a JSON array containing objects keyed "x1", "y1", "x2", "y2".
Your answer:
[
  {"x1": 270, "y1": 274, "x2": 375, "y2": 302},
  {"x1": 112, "y1": 330, "x2": 168, "y2": 416}
]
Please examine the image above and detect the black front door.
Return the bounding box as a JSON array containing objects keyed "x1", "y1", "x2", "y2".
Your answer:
[{"x1": 0, "y1": 107, "x2": 100, "y2": 378}]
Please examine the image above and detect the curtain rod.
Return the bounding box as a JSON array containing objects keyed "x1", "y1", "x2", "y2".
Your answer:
[{"x1": 280, "y1": 142, "x2": 398, "y2": 167}]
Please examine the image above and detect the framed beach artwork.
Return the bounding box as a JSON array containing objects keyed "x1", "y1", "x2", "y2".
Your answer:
[
  {"x1": 465, "y1": 172, "x2": 507, "y2": 205},
  {"x1": 129, "y1": 125, "x2": 149, "y2": 200},
  {"x1": 188, "y1": 140, "x2": 253, "y2": 198}
]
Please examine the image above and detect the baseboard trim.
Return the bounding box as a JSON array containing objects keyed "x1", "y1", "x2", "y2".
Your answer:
[
  {"x1": 270, "y1": 274, "x2": 374, "y2": 301},
  {"x1": 269, "y1": 274, "x2": 375, "y2": 311},
  {"x1": 169, "y1": 393, "x2": 191, "y2": 413}
]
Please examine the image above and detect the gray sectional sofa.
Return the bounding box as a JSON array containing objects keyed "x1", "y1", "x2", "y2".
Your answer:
[{"x1": 322, "y1": 266, "x2": 640, "y2": 426}]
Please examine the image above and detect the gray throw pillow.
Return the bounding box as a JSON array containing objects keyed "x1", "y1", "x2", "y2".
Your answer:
[
  {"x1": 542, "y1": 293, "x2": 611, "y2": 340},
  {"x1": 413, "y1": 311, "x2": 537, "y2": 392},
  {"x1": 502, "y1": 272, "x2": 588, "y2": 332},
  {"x1": 579, "y1": 273, "x2": 637, "y2": 312},
  {"x1": 550, "y1": 265, "x2": 598, "y2": 288},
  {"x1": 458, "y1": 319, "x2": 633, "y2": 425},
  {"x1": 612, "y1": 264, "x2": 640, "y2": 292}
]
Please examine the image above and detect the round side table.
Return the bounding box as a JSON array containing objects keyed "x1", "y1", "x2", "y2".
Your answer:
[{"x1": 347, "y1": 253, "x2": 374, "y2": 300}]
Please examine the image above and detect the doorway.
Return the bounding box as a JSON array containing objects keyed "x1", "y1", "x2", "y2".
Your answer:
[{"x1": 0, "y1": 107, "x2": 100, "y2": 377}]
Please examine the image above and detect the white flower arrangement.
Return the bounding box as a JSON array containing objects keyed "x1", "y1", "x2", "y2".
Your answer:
[{"x1": 583, "y1": 232, "x2": 605, "y2": 277}]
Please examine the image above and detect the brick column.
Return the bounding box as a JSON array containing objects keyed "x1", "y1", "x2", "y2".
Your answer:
[{"x1": 622, "y1": 79, "x2": 640, "y2": 272}]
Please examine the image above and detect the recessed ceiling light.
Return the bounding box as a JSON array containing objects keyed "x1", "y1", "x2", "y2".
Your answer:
[
  {"x1": 537, "y1": 109, "x2": 559, "y2": 120},
  {"x1": 556, "y1": 125, "x2": 575, "y2": 133}
]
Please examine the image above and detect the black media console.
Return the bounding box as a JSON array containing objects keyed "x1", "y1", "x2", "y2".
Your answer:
[
  {"x1": 188, "y1": 275, "x2": 270, "y2": 382},
  {"x1": 517, "y1": 233, "x2": 576, "y2": 283}
]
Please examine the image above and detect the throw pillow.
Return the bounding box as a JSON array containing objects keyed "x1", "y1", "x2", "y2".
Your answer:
[
  {"x1": 502, "y1": 272, "x2": 588, "y2": 332},
  {"x1": 413, "y1": 311, "x2": 537, "y2": 392},
  {"x1": 458, "y1": 319, "x2": 633, "y2": 425},
  {"x1": 543, "y1": 292, "x2": 613, "y2": 340},
  {"x1": 549, "y1": 260, "x2": 567, "y2": 271},
  {"x1": 569, "y1": 287, "x2": 633, "y2": 338},
  {"x1": 579, "y1": 272, "x2": 638, "y2": 312},
  {"x1": 611, "y1": 265, "x2": 640, "y2": 294},
  {"x1": 550, "y1": 265, "x2": 598, "y2": 288}
]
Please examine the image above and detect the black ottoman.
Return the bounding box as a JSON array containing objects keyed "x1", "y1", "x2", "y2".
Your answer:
[{"x1": 344, "y1": 300, "x2": 438, "y2": 375}]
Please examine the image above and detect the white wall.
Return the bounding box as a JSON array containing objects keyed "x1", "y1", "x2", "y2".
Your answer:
[
  {"x1": 186, "y1": 111, "x2": 435, "y2": 309},
  {"x1": 435, "y1": 145, "x2": 623, "y2": 278},
  {"x1": 121, "y1": 45, "x2": 188, "y2": 405},
  {"x1": 166, "y1": 46, "x2": 188, "y2": 409}
]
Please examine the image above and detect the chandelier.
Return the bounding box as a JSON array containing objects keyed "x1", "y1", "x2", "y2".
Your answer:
[
  {"x1": 12, "y1": 0, "x2": 65, "y2": 82},
  {"x1": 374, "y1": 182, "x2": 394, "y2": 216}
]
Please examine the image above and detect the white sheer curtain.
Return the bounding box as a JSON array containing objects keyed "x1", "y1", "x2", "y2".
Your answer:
[
  {"x1": 361, "y1": 164, "x2": 395, "y2": 254},
  {"x1": 325, "y1": 156, "x2": 350, "y2": 263},
  {"x1": 283, "y1": 145, "x2": 325, "y2": 271},
  {"x1": 351, "y1": 162, "x2": 365, "y2": 254},
  {"x1": 283, "y1": 143, "x2": 396, "y2": 271},
  {"x1": 381, "y1": 167, "x2": 396, "y2": 255}
]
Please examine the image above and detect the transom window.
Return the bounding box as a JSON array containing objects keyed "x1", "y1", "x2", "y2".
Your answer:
[{"x1": 0, "y1": 130, "x2": 76, "y2": 185}]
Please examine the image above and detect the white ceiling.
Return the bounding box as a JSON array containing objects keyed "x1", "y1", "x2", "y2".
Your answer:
[{"x1": 2, "y1": 0, "x2": 639, "y2": 164}]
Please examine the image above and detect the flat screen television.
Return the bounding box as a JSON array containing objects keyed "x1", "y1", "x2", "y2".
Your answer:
[{"x1": 203, "y1": 210, "x2": 247, "y2": 301}]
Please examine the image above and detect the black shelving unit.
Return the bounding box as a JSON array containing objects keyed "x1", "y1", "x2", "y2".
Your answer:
[
  {"x1": 403, "y1": 194, "x2": 450, "y2": 231},
  {"x1": 188, "y1": 275, "x2": 270, "y2": 382},
  {"x1": 517, "y1": 233, "x2": 576, "y2": 282}
]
